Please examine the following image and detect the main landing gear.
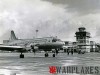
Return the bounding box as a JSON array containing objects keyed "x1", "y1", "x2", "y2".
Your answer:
[
  {"x1": 45, "y1": 52, "x2": 49, "y2": 57},
  {"x1": 20, "y1": 52, "x2": 24, "y2": 58},
  {"x1": 44, "y1": 52, "x2": 56, "y2": 57}
]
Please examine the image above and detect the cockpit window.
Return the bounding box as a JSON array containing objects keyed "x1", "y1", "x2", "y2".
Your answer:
[{"x1": 52, "y1": 39, "x2": 57, "y2": 42}]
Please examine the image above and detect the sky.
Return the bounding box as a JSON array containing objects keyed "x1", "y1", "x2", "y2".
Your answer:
[{"x1": 0, "y1": 0, "x2": 100, "y2": 43}]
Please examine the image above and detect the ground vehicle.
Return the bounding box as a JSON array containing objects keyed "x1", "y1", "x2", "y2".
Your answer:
[{"x1": 78, "y1": 50, "x2": 86, "y2": 54}]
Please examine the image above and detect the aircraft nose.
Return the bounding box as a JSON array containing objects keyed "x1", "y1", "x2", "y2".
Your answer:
[
  {"x1": 62, "y1": 42, "x2": 65, "y2": 45},
  {"x1": 59, "y1": 41, "x2": 65, "y2": 45}
]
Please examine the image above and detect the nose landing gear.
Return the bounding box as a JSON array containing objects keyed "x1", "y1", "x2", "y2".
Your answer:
[
  {"x1": 20, "y1": 52, "x2": 24, "y2": 58},
  {"x1": 52, "y1": 53, "x2": 55, "y2": 57},
  {"x1": 45, "y1": 52, "x2": 49, "y2": 57}
]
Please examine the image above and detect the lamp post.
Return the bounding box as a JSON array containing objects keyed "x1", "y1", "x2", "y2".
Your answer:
[{"x1": 36, "y1": 29, "x2": 38, "y2": 38}]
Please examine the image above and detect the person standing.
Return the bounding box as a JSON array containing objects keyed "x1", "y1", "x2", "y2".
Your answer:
[
  {"x1": 71, "y1": 49, "x2": 73, "y2": 55},
  {"x1": 67, "y1": 49, "x2": 70, "y2": 55},
  {"x1": 56, "y1": 49, "x2": 59, "y2": 55}
]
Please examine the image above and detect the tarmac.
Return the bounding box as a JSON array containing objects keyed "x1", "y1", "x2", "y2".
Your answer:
[{"x1": 0, "y1": 52, "x2": 100, "y2": 75}]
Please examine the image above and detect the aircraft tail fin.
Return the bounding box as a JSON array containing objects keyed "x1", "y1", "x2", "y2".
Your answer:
[{"x1": 10, "y1": 30, "x2": 18, "y2": 40}]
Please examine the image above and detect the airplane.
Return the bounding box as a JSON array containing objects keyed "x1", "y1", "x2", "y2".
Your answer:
[
  {"x1": 0, "y1": 30, "x2": 64, "y2": 58},
  {"x1": 31, "y1": 37, "x2": 64, "y2": 57}
]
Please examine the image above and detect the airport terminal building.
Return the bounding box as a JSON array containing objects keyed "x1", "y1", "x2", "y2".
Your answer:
[{"x1": 64, "y1": 27, "x2": 100, "y2": 53}]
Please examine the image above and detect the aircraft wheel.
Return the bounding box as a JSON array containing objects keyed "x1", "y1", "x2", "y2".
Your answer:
[
  {"x1": 20, "y1": 54, "x2": 24, "y2": 58},
  {"x1": 53, "y1": 54, "x2": 55, "y2": 57},
  {"x1": 45, "y1": 53, "x2": 49, "y2": 57}
]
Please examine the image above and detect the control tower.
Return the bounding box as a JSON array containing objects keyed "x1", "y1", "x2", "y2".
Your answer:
[{"x1": 75, "y1": 27, "x2": 91, "y2": 52}]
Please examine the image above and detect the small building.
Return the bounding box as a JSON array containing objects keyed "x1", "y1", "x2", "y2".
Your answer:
[
  {"x1": 90, "y1": 41, "x2": 96, "y2": 52},
  {"x1": 3, "y1": 40, "x2": 9, "y2": 44},
  {"x1": 95, "y1": 43, "x2": 100, "y2": 52},
  {"x1": 64, "y1": 41, "x2": 72, "y2": 46},
  {"x1": 63, "y1": 41, "x2": 77, "y2": 52}
]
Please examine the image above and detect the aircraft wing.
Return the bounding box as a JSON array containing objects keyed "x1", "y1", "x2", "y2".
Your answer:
[{"x1": 0, "y1": 45, "x2": 23, "y2": 51}]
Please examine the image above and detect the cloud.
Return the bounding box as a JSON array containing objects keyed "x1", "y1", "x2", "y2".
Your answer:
[
  {"x1": 0, "y1": 0, "x2": 100, "y2": 44},
  {"x1": 42, "y1": 0, "x2": 100, "y2": 42},
  {"x1": 0, "y1": 0, "x2": 77, "y2": 43},
  {"x1": 42, "y1": 0, "x2": 100, "y2": 15}
]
